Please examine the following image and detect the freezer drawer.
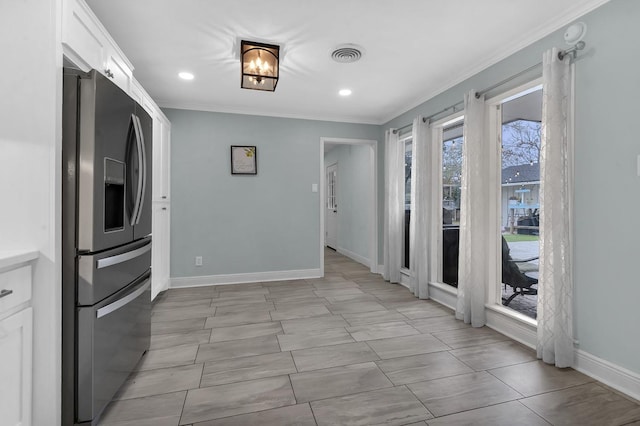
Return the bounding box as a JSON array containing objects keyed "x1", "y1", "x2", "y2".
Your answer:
[
  {"x1": 76, "y1": 272, "x2": 151, "y2": 424},
  {"x1": 78, "y1": 238, "x2": 151, "y2": 305}
]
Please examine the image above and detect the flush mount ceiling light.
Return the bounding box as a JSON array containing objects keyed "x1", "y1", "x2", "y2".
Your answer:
[
  {"x1": 339, "y1": 89, "x2": 352, "y2": 96},
  {"x1": 178, "y1": 71, "x2": 194, "y2": 80},
  {"x1": 241, "y1": 40, "x2": 280, "y2": 92}
]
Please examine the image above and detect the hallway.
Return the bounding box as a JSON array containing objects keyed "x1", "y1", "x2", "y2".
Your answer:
[{"x1": 98, "y1": 250, "x2": 640, "y2": 425}]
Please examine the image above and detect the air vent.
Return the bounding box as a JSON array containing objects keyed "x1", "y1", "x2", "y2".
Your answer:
[{"x1": 331, "y1": 44, "x2": 363, "y2": 63}]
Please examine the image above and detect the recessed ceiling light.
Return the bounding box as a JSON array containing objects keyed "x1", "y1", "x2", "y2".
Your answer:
[
  {"x1": 178, "y1": 72, "x2": 194, "y2": 80},
  {"x1": 339, "y1": 89, "x2": 352, "y2": 96}
]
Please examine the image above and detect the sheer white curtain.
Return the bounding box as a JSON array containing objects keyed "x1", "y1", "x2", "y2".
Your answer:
[
  {"x1": 383, "y1": 129, "x2": 403, "y2": 283},
  {"x1": 409, "y1": 116, "x2": 432, "y2": 299},
  {"x1": 456, "y1": 90, "x2": 489, "y2": 327},
  {"x1": 537, "y1": 48, "x2": 574, "y2": 368}
]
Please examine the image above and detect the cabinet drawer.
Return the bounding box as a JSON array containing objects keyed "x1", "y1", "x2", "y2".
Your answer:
[{"x1": 0, "y1": 265, "x2": 32, "y2": 316}]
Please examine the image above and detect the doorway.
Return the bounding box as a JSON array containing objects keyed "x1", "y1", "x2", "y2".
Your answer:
[
  {"x1": 325, "y1": 162, "x2": 338, "y2": 250},
  {"x1": 319, "y1": 138, "x2": 378, "y2": 277}
]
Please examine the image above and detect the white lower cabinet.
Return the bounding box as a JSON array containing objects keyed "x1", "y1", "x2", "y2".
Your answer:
[
  {"x1": 0, "y1": 253, "x2": 36, "y2": 426},
  {"x1": 152, "y1": 202, "x2": 170, "y2": 300},
  {"x1": 0, "y1": 307, "x2": 32, "y2": 426}
]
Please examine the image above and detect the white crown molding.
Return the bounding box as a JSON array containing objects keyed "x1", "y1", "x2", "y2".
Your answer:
[
  {"x1": 170, "y1": 268, "x2": 321, "y2": 288},
  {"x1": 379, "y1": 0, "x2": 612, "y2": 125},
  {"x1": 156, "y1": 101, "x2": 381, "y2": 126}
]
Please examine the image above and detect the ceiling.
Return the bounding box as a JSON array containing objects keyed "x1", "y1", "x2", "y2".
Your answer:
[{"x1": 85, "y1": 0, "x2": 606, "y2": 125}]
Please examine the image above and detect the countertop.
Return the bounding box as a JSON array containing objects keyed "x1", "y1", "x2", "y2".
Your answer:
[{"x1": 0, "y1": 250, "x2": 39, "y2": 272}]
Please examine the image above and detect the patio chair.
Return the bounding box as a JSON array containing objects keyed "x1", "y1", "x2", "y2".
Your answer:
[{"x1": 501, "y1": 236, "x2": 538, "y2": 306}]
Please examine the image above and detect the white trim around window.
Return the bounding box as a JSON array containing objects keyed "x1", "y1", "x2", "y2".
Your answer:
[{"x1": 430, "y1": 112, "x2": 464, "y2": 291}]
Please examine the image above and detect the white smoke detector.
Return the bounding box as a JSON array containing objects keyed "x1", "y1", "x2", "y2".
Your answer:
[{"x1": 564, "y1": 22, "x2": 587, "y2": 45}]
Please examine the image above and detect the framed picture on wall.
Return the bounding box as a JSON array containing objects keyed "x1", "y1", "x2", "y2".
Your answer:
[{"x1": 230, "y1": 145, "x2": 257, "y2": 175}]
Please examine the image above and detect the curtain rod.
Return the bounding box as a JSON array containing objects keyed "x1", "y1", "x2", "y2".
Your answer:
[
  {"x1": 474, "y1": 61, "x2": 541, "y2": 99},
  {"x1": 393, "y1": 103, "x2": 462, "y2": 135},
  {"x1": 392, "y1": 42, "x2": 586, "y2": 135}
]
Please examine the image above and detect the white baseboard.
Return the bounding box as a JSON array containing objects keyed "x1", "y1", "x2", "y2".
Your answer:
[
  {"x1": 336, "y1": 247, "x2": 370, "y2": 268},
  {"x1": 574, "y1": 349, "x2": 640, "y2": 401},
  {"x1": 485, "y1": 306, "x2": 537, "y2": 350},
  {"x1": 170, "y1": 268, "x2": 321, "y2": 288},
  {"x1": 398, "y1": 270, "x2": 411, "y2": 289},
  {"x1": 485, "y1": 309, "x2": 640, "y2": 401},
  {"x1": 428, "y1": 282, "x2": 457, "y2": 311}
]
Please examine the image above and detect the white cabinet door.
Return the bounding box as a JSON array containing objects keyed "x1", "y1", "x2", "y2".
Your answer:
[
  {"x1": 0, "y1": 308, "x2": 32, "y2": 426},
  {"x1": 152, "y1": 114, "x2": 171, "y2": 202},
  {"x1": 129, "y1": 79, "x2": 144, "y2": 105},
  {"x1": 62, "y1": 0, "x2": 133, "y2": 93},
  {"x1": 61, "y1": 0, "x2": 106, "y2": 71},
  {"x1": 151, "y1": 203, "x2": 170, "y2": 300},
  {"x1": 102, "y1": 43, "x2": 132, "y2": 93}
]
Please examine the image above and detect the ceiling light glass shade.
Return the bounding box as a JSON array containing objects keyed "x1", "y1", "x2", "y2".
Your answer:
[{"x1": 241, "y1": 40, "x2": 279, "y2": 92}]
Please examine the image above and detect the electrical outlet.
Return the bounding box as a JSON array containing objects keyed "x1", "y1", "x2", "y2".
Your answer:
[{"x1": 195, "y1": 256, "x2": 203, "y2": 266}]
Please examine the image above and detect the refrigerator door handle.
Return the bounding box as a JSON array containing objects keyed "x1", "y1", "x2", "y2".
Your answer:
[
  {"x1": 96, "y1": 243, "x2": 151, "y2": 269},
  {"x1": 130, "y1": 114, "x2": 144, "y2": 225},
  {"x1": 134, "y1": 114, "x2": 147, "y2": 225},
  {"x1": 96, "y1": 278, "x2": 150, "y2": 319}
]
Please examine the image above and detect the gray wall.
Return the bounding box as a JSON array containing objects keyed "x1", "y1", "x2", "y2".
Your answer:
[
  {"x1": 324, "y1": 144, "x2": 373, "y2": 262},
  {"x1": 382, "y1": 0, "x2": 640, "y2": 374},
  {"x1": 164, "y1": 108, "x2": 379, "y2": 278},
  {"x1": 166, "y1": 0, "x2": 639, "y2": 375}
]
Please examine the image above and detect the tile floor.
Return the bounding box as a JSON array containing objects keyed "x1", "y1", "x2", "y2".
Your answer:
[{"x1": 98, "y1": 249, "x2": 640, "y2": 426}]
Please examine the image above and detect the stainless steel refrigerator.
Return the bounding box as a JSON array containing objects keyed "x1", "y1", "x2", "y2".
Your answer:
[{"x1": 62, "y1": 69, "x2": 152, "y2": 425}]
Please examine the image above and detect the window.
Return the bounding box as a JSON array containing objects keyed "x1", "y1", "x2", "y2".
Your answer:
[
  {"x1": 402, "y1": 136, "x2": 412, "y2": 269},
  {"x1": 441, "y1": 116, "x2": 464, "y2": 287},
  {"x1": 498, "y1": 85, "x2": 542, "y2": 319}
]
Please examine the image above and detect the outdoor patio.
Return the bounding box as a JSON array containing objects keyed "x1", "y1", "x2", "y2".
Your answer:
[{"x1": 504, "y1": 240, "x2": 539, "y2": 319}]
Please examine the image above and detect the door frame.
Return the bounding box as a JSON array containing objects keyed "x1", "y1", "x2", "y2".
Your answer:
[{"x1": 319, "y1": 137, "x2": 378, "y2": 276}]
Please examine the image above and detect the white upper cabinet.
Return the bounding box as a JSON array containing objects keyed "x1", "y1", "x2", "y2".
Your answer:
[
  {"x1": 62, "y1": 0, "x2": 133, "y2": 93},
  {"x1": 153, "y1": 114, "x2": 171, "y2": 202},
  {"x1": 129, "y1": 78, "x2": 145, "y2": 105}
]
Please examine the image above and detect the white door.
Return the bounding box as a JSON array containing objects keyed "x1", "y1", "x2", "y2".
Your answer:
[{"x1": 325, "y1": 163, "x2": 338, "y2": 249}]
